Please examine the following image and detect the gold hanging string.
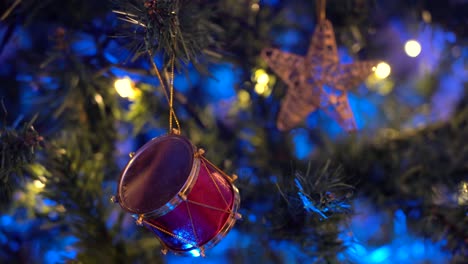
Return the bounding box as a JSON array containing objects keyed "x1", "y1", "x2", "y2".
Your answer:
[
  {"x1": 168, "y1": 55, "x2": 181, "y2": 132},
  {"x1": 147, "y1": 51, "x2": 181, "y2": 133},
  {"x1": 316, "y1": 0, "x2": 327, "y2": 22},
  {"x1": 147, "y1": 51, "x2": 170, "y2": 103}
]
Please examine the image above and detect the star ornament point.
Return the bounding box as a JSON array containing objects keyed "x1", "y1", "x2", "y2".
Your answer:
[{"x1": 262, "y1": 19, "x2": 378, "y2": 132}]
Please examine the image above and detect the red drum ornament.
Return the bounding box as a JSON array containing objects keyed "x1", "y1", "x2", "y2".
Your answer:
[{"x1": 113, "y1": 133, "x2": 241, "y2": 257}]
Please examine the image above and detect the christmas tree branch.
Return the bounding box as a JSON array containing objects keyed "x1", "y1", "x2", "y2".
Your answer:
[
  {"x1": 0, "y1": 113, "x2": 42, "y2": 207},
  {"x1": 315, "y1": 104, "x2": 468, "y2": 259}
]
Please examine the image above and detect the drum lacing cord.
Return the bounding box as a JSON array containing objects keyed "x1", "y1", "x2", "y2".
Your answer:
[
  {"x1": 200, "y1": 158, "x2": 230, "y2": 209},
  {"x1": 147, "y1": 51, "x2": 181, "y2": 133},
  {"x1": 180, "y1": 158, "x2": 235, "y2": 249},
  {"x1": 185, "y1": 200, "x2": 234, "y2": 215},
  {"x1": 138, "y1": 205, "x2": 206, "y2": 255},
  {"x1": 190, "y1": 156, "x2": 241, "y2": 218},
  {"x1": 185, "y1": 201, "x2": 201, "y2": 249},
  {"x1": 141, "y1": 219, "x2": 199, "y2": 249},
  {"x1": 175, "y1": 157, "x2": 239, "y2": 252}
]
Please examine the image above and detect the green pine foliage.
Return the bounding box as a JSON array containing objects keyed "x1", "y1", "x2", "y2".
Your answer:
[{"x1": 0, "y1": 115, "x2": 41, "y2": 208}]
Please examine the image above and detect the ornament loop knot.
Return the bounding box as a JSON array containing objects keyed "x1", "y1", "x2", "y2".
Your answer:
[{"x1": 316, "y1": 0, "x2": 327, "y2": 22}]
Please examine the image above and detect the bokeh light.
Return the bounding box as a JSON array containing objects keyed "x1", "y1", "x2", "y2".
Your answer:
[
  {"x1": 251, "y1": 3, "x2": 260, "y2": 12},
  {"x1": 374, "y1": 62, "x2": 391, "y2": 79},
  {"x1": 366, "y1": 74, "x2": 395, "y2": 96},
  {"x1": 254, "y1": 84, "x2": 266, "y2": 94},
  {"x1": 256, "y1": 72, "x2": 269, "y2": 85},
  {"x1": 33, "y1": 180, "x2": 45, "y2": 189},
  {"x1": 404, "y1": 40, "x2": 422, "y2": 57},
  {"x1": 253, "y1": 69, "x2": 273, "y2": 96},
  {"x1": 114, "y1": 77, "x2": 138, "y2": 99},
  {"x1": 422, "y1": 10, "x2": 432, "y2": 23},
  {"x1": 458, "y1": 181, "x2": 468, "y2": 205},
  {"x1": 237, "y1": 90, "x2": 251, "y2": 108}
]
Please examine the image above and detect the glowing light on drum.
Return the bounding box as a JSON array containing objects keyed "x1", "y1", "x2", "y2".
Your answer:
[{"x1": 188, "y1": 249, "x2": 201, "y2": 257}]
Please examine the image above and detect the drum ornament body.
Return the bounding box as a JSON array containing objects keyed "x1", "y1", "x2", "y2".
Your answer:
[{"x1": 114, "y1": 134, "x2": 241, "y2": 257}]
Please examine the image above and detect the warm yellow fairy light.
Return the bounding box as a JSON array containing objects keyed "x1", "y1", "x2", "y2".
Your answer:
[
  {"x1": 251, "y1": 3, "x2": 260, "y2": 12},
  {"x1": 366, "y1": 74, "x2": 395, "y2": 96},
  {"x1": 33, "y1": 180, "x2": 45, "y2": 189},
  {"x1": 238, "y1": 90, "x2": 251, "y2": 108},
  {"x1": 254, "y1": 83, "x2": 266, "y2": 95},
  {"x1": 255, "y1": 69, "x2": 270, "y2": 85},
  {"x1": 257, "y1": 73, "x2": 269, "y2": 86},
  {"x1": 253, "y1": 69, "x2": 272, "y2": 96},
  {"x1": 374, "y1": 62, "x2": 391, "y2": 79},
  {"x1": 458, "y1": 181, "x2": 468, "y2": 205},
  {"x1": 422, "y1": 11, "x2": 432, "y2": 23},
  {"x1": 238, "y1": 90, "x2": 250, "y2": 104},
  {"x1": 94, "y1": 94, "x2": 103, "y2": 105},
  {"x1": 404, "y1": 40, "x2": 422, "y2": 57},
  {"x1": 114, "y1": 77, "x2": 137, "y2": 99},
  {"x1": 377, "y1": 82, "x2": 394, "y2": 95}
]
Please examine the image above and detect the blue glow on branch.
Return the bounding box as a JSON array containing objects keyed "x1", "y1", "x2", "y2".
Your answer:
[
  {"x1": 368, "y1": 246, "x2": 391, "y2": 263},
  {"x1": 71, "y1": 33, "x2": 97, "y2": 56},
  {"x1": 203, "y1": 64, "x2": 238, "y2": 101},
  {"x1": 292, "y1": 129, "x2": 315, "y2": 159},
  {"x1": 295, "y1": 179, "x2": 327, "y2": 219},
  {"x1": 341, "y1": 201, "x2": 451, "y2": 263}
]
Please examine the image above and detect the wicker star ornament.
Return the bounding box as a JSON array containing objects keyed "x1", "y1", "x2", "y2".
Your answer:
[{"x1": 262, "y1": 19, "x2": 378, "y2": 132}]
